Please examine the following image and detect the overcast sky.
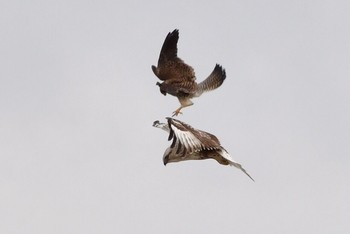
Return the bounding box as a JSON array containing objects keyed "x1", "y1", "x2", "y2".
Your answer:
[{"x1": 1, "y1": 0, "x2": 349, "y2": 233}]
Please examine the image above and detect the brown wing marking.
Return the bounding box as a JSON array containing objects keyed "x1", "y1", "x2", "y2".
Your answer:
[
  {"x1": 152, "y1": 29, "x2": 196, "y2": 82},
  {"x1": 167, "y1": 118, "x2": 221, "y2": 155}
]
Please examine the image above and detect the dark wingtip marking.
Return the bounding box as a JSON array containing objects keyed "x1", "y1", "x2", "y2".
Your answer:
[
  {"x1": 168, "y1": 128, "x2": 174, "y2": 141},
  {"x1": 215, "y1": 64, "x2": 226, "y2": 82},
  {"x1": 170, "y1": 29, "x2": 179, "y2": 36},
  {"x1": 167, "y1": 118, "x2": 174, "y2": 141},
  {"x1": 165, "y1": 29, "x2": 179, "y2": 42},
  {"x1": 170, "y1": 134, "x2": 177, "y2": 148}
]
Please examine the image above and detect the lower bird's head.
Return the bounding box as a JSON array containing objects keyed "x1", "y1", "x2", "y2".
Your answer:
[
  {"x1": 152, "y1": 120, "x2": 161, "y2": 127},
  {"x1": 156, "y1": 82, "x2": 161, "y2": 86},
  {"x1": 152, "y1": 120, "x2": 170, "y2": 132}
]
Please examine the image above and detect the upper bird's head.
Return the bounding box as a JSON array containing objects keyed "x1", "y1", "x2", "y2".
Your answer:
[{"x1": 156, "y1": 82, "x2": 166, "y2": 95}]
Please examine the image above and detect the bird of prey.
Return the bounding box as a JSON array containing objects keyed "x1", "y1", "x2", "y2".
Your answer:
[
  {"x1": 152, "y1": 29, "x2": 226, "y2": 116},
  {"x1": 153, "y1": 118, "x2": 254, "y2": 181}
]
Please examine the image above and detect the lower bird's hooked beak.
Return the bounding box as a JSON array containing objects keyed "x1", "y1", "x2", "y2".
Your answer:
[{"x1": 152, "y1": 120, "x2": 160, "y2": 127}]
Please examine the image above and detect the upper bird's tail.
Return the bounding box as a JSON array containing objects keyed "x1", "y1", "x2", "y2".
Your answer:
[{"x1": 195, "y1": 64, "x2": 226, "y2": 97}]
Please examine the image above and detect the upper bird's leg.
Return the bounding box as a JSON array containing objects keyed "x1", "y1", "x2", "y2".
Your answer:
[
  {"x1": 172, "y1": 98, "x2": 193, "y2": 117},
  {"x1": 172, "y1": 107, "x2": 183, "y2": 117}
]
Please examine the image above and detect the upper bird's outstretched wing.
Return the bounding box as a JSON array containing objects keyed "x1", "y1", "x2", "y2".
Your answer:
[
  {"x1": 166, "y1": 117, "x2": 220, "y2": 155},
  {"x1": 152, "y1": 29, "x2": 195, "y2": 82},
  {"x1": 157, "y1": 29, "x2": 179, "y2": 65},
  {"x1": 195, "y1": 64, "x2": 226, "y2": 97}
]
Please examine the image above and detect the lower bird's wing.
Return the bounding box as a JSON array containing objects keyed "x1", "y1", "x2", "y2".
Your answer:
[
  {"x1": 218, "y1": 147, "x2": 255, "y2": 181},
  {"x1": 166, "y1": 118, "x2": 221, "y2": 155}
]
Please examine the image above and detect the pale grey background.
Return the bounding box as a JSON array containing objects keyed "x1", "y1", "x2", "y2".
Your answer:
[{"x1": 1, "y1": 0, "x2": 349, "y2": 233}]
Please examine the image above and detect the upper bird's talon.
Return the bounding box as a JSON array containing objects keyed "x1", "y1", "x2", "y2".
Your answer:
[
  {"x1": 172, "y1": 112, "x2": 177, "y2": 117},
  {"x1": 172, "y1": 110, "x2": 183, "y2": 117}
]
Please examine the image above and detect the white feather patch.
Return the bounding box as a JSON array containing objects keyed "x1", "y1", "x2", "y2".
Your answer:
[{"x1": 171, "y1": 124, "x2": 203, "y2": 153}]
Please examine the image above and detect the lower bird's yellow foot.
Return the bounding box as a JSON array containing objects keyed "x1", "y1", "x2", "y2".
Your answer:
[{"x1": 172, "y1": 108, "x2": 183, "y2": 117}]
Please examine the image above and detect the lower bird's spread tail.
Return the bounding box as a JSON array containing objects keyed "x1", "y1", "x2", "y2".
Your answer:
[{"x1": 195, "y1": 64, "x2": 226, "y2": 97}]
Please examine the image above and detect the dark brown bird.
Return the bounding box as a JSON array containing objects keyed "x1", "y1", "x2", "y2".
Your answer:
[
  {"x1": 153, "y1": 118, "x2": 254, "y2": 181},
  {"x1": 152, "y1": 29, "x2": 226, "y2": 116}
]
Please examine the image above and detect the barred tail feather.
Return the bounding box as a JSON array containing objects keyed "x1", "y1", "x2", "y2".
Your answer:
[{"x1": 195, "y1": 64, "x2": 226, "y2": 97}]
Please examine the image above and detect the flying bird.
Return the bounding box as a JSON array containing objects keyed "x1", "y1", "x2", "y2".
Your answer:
[
  {"x1": 153, "y1": 118, "x2": 254, "y2": 181},
  {"x1": 152, "y1": 29, "x2": 226, "y2": 116}
]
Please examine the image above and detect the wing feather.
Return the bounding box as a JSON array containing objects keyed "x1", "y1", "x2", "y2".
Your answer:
[
  {"x1": 167, "y1": 118, "x2": 221, "y2": 154},
  {"x1": 152, "y1": 29, "x2": 196, "y2": 82},
  {"x1": 170, "y1": 134, "x2": 177, "y2": 148}
]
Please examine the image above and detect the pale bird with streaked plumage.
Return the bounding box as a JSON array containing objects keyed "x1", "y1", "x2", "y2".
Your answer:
[
  {"x1": 153, "y1": 118, "x2": 254, "y2": 181},
  {"x1": 152, "y1": 29, "x2": 226, "y2": 116}
]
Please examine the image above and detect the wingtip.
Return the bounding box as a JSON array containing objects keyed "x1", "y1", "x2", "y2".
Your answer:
[
  {"x1": 228, "y1": 161, "x2": 255, "y2": 182},
  {"x1": 168, "y1": 29, "x2": 179, "y2": 38},
  {"x1": 242, "y1": 169, "x2": 255, "y2": 182},
  {"x1": 214, "y1": 64, "x2": 226, "y2": 81},
  {"x1": 247, "y1": 174, "x2": 255, "y2": 182}
]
